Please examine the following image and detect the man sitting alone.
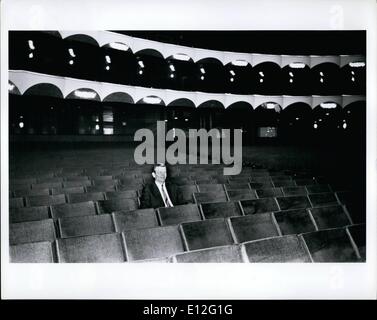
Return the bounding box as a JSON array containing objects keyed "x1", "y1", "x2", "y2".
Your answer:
[{"x1": 140, "y1": 163, "x2": 183, "y2": 209}]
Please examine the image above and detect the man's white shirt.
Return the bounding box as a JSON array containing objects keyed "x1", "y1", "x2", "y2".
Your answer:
[{"x1": 155, "y1": 181, "x2": 174, "y2": 207}]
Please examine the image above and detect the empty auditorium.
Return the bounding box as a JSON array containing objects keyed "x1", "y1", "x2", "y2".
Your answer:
[{"x1": 6, "y1": 30, "x2": 367, "y2": 264}]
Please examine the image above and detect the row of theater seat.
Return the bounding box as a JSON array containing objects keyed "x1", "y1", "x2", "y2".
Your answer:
[
  {"x1": 9, "y1": 164, "x2": 363, "y2": 263},
  {"x1": 9, "y1": 198, "x2": 361, "y2": 261},
  {"x1": 10, "y1": 222, "x2": 365, "y2": 263}
]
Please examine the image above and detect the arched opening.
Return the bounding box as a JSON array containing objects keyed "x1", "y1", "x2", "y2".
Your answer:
[{"x1": 24, "y1": 83, "x2": 64, "y2": 98}]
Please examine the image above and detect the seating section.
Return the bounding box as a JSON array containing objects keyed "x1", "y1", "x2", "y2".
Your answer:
[
  {"x1": 200, "y1": 201, "x2": 242, "y2": 219},
  {"x1": 229, "y1": 213, "x2": 280, "y2": 243},
  {"x1": 123, "y1": 225, "x2": 185, "y2": 261},
  {"x1": 301, "y1": 228, "x2": 359, "y2": 262},
  {"x1": 10, "y1": 241, "x2": 55, "y2": 263},
  {"x1": 8, "y1": 161, "x2": 365, "y2": 263},
  {"x1": 157, "y1": 204, "x2": 202, "y2": 226},
  {"x1": 193, "y1": 191, "x2": 228, "y2": 204},
  {"x1": 10, "y1": 206, "x2": 50, "y2": 223},
  {"x1": 276, "y1": 196, "x2": 311, "y2": 211},
  {"x1": 51, "y1": 201, "x2": 97, "y2": 219},
  {"x1": 58, "y1": 214, "x2": 116, "y2": 238},
  {"x1": 10, "y1": 219, "x2": 56, "y2": 245},
  {"x1": 240, "y1": 198, "x2": 279, "y2": 215},
  {"x1": 113, "y1": 209, "x2": 159, "y2": 232},
  {"x1": 97, "y1": 198, "x2": 139, "y2": 213},
  {"x1": 309, "y1": 205, "x2": 351, "y2": 230},
  {"x1": 57, "y1": 233, "x2": 126, "y2": 262},
  {"x1": 174, "y1": 245, "x2": 245, "y2": 263},
  {"x1": 180, "y1": 219, "x2": 234, "y2": 251},
  {"x1": 274, "y1": 209, "x2": 316, "y2": 235},
  {"x1": 243, "y1": 235, "x2": 311, "y2": 262}
]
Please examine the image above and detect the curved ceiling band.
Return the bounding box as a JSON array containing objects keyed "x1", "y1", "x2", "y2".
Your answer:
[
  {"x1": 55, "y1": 31, "x2": 365, "y2": 68},
  {"x1": 9, "y1": 70, "x2": 366, "y2": 110}
]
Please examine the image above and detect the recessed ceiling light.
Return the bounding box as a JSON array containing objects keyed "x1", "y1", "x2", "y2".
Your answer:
[
  {"x1": 143, "y1": 97, "x2": 162, "y2": 104},
  {"x1": 109, "y1": 42, "x2": 129, "y2": 51},
  {"x1": 289, "y1": 62, "x2": 306, "y2": 68},
  {"x1": 231, "y1": 60, "x2": 248, "y2": 66},
  {"x1": 172, "y1": 53, "x2": 191, "y2": 61},
  {"x1": 349, "y1": 62, "x2": 365, "y2": 68}
]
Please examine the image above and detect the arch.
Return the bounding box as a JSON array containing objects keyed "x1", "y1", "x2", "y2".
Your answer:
[
  {"x1": 227, "y1": 101, "x2": 253, "y2": 110},
  {"x1": 23, "y1": 83, "x2": 64, "y2": 98},
  {"x1": 311, "y1": 62, "x2": 340, "y2": 72},
  {"x1": 253, "y1": 61, "x2": 282, "y2": 70},
  {"x1": 8, "y1": 80, "x2": 21, "y2": 95},
  {"x1": 136, "y1": 95, "x2": 166, "y2": 106},
  {"x1": 196, "y1": 57, "x2": 224, "y2": 65},
  {"x1": 66, "y1": 88, "x2": 101, "y2": 101},
  {"x1": 65, "y1": 34, "x2": 100, "y2": 47},
  {"x1": 255, "y1": 102, "x2": 282, "y2": 112},
  {"x1": 283, "y1": 102, "x2": 313, "y2": 114},
  {"x1": 135, "y1": 48, "x2": 164, "y2": 59},
  {"x1": 197, "y1": 100, "x2": 225, "y2": 109},
  {"x1": 167, "y1": 98, "x2": 196, "y2": 108},
  {"x1": 103, "y1": 92, "x2": 134, "y2": 104}
]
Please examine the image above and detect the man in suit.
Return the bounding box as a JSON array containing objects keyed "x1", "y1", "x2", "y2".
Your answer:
[{"x1": 140, "y1": 163, "x2": 183, "y2": 209}]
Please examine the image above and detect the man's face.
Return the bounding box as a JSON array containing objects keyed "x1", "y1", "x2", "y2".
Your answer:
[{"x1": 154, "y1": 166, "x2": 167, "y2": 183}]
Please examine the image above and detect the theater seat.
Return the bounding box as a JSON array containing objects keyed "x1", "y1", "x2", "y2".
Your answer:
[
  {"x1": 10, "y1": 241, "x2": 55, "y2": 263},
  {"x1": 58, "y1": 214, "x2": 116, "y2": 238},
  {"x1": 157, "y1": 204, "x2": 202, "y2": 226},
  {"x1": 200, "y1": 201, "x2": 242, "y2": 219},
  {"x1": 282, "y1": 186, "x2": 307, "y2": 196},
  {"x1": 67, "y1": 192, "x2": 105, "y2": 204},
  {"x1": 305, "y1": 184, "x2": 331, "y2": 194},
  {"x1": 51, "y1": 201, "x2": 97, "y2": 219},
  {"x1": 225, "y1": 183, "x2": 250, "y2": 191},
  {"x1": 105, "y1": 190, "x2": 138, "y2": 200},
  {"x1": 275, "y1": 196, "x2": 311, "y2": 211},
  {"x1": 239, "y1": 198, "x2": 279, "y2": 215},
  {"x1": 86, "y1": 185, "x2": 116, "y2": 193},
  {"x1": 14, "y1": 188, "x2": 50, "y2": 197},
  {"x1": 256, "y1": 188, "x2": 283, "y2": 198},
  {"x1": 272, "y1": 180, "x2": 296, "y2": 187},
  {"x1": 243, "y1": 235, "x2": 311, "y2": 262},
  {"x1": 197, "y1": 184, "x2": 225, "y2": 193},
  {"x1": 57, "y1": 233, "x2": 126, "y2": 262},
  {"x1": 113, "y1": 209, "x2": 159, "y2": 232},
  {"x1": 308, "y1": 193, "x2": 339, "y2": 207},
  {"x1": 51, "y1": 186, "x2": 85, "y2": 195},
  {"x1": 227, "y1": 189, "x2": 257, "y2": 201},
  {"x1": 10, "y1": 197, "x2": 25, "y2": 209},
  {"x1": 229, "y1": 213, "x2": 280, "y2": 243},
  {"x1": 10, "y1": 206, "x2": 50, "y2": 223},
  {"x1": 274, "y1": 209, "x2": 316, "y2": 235},
  {"x1": 301, "y1": 228, "x2": 359, "y2": 262},
  {"x1": 180, "y1": 218, "x2": 234, "y2": 251},
  {"x1": 123, "y1": 225, "x2": 185, "y2": 261},
  {"x1": 174, "y1": 245, "x2": 245, "y2": 263},
  {"x1": 32, "y1": 182, "x2": 63, "y2": 189},
  {"x1": 193, "y1": 191, "x2": 228, "y2": 204},
  {"x1": 63, "y1": 180, "x2": 92, "y2": 188},
  {"x1": 294, "y1": 178, "x2": 317, "y2": 186},
  {"x1": 347, "y1": 224, "x2": 366, "y2": 261},
  {"x1": 97, "y1": 198, "x2": 139, "y2": 213},
  {"x1": 25, "y1": 194, "x2": 66, "y2": 207},
  {"x1": 309, "y1": 205, "x2": 351, "y2": 230},
  {"x1": 249, "y1": 182, "x2": 274, "y2": 189},
  {"x1": 176, "y1": 185, "x2": 198, "y2": 204},
  {"x1": 10, "y1": 219, "x2": 56, "y2": 245}
]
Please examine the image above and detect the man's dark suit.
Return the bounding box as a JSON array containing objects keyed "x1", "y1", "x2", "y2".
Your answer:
[{"x1": 139, "y1": 182, "x2": 183, "y2": 209}]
